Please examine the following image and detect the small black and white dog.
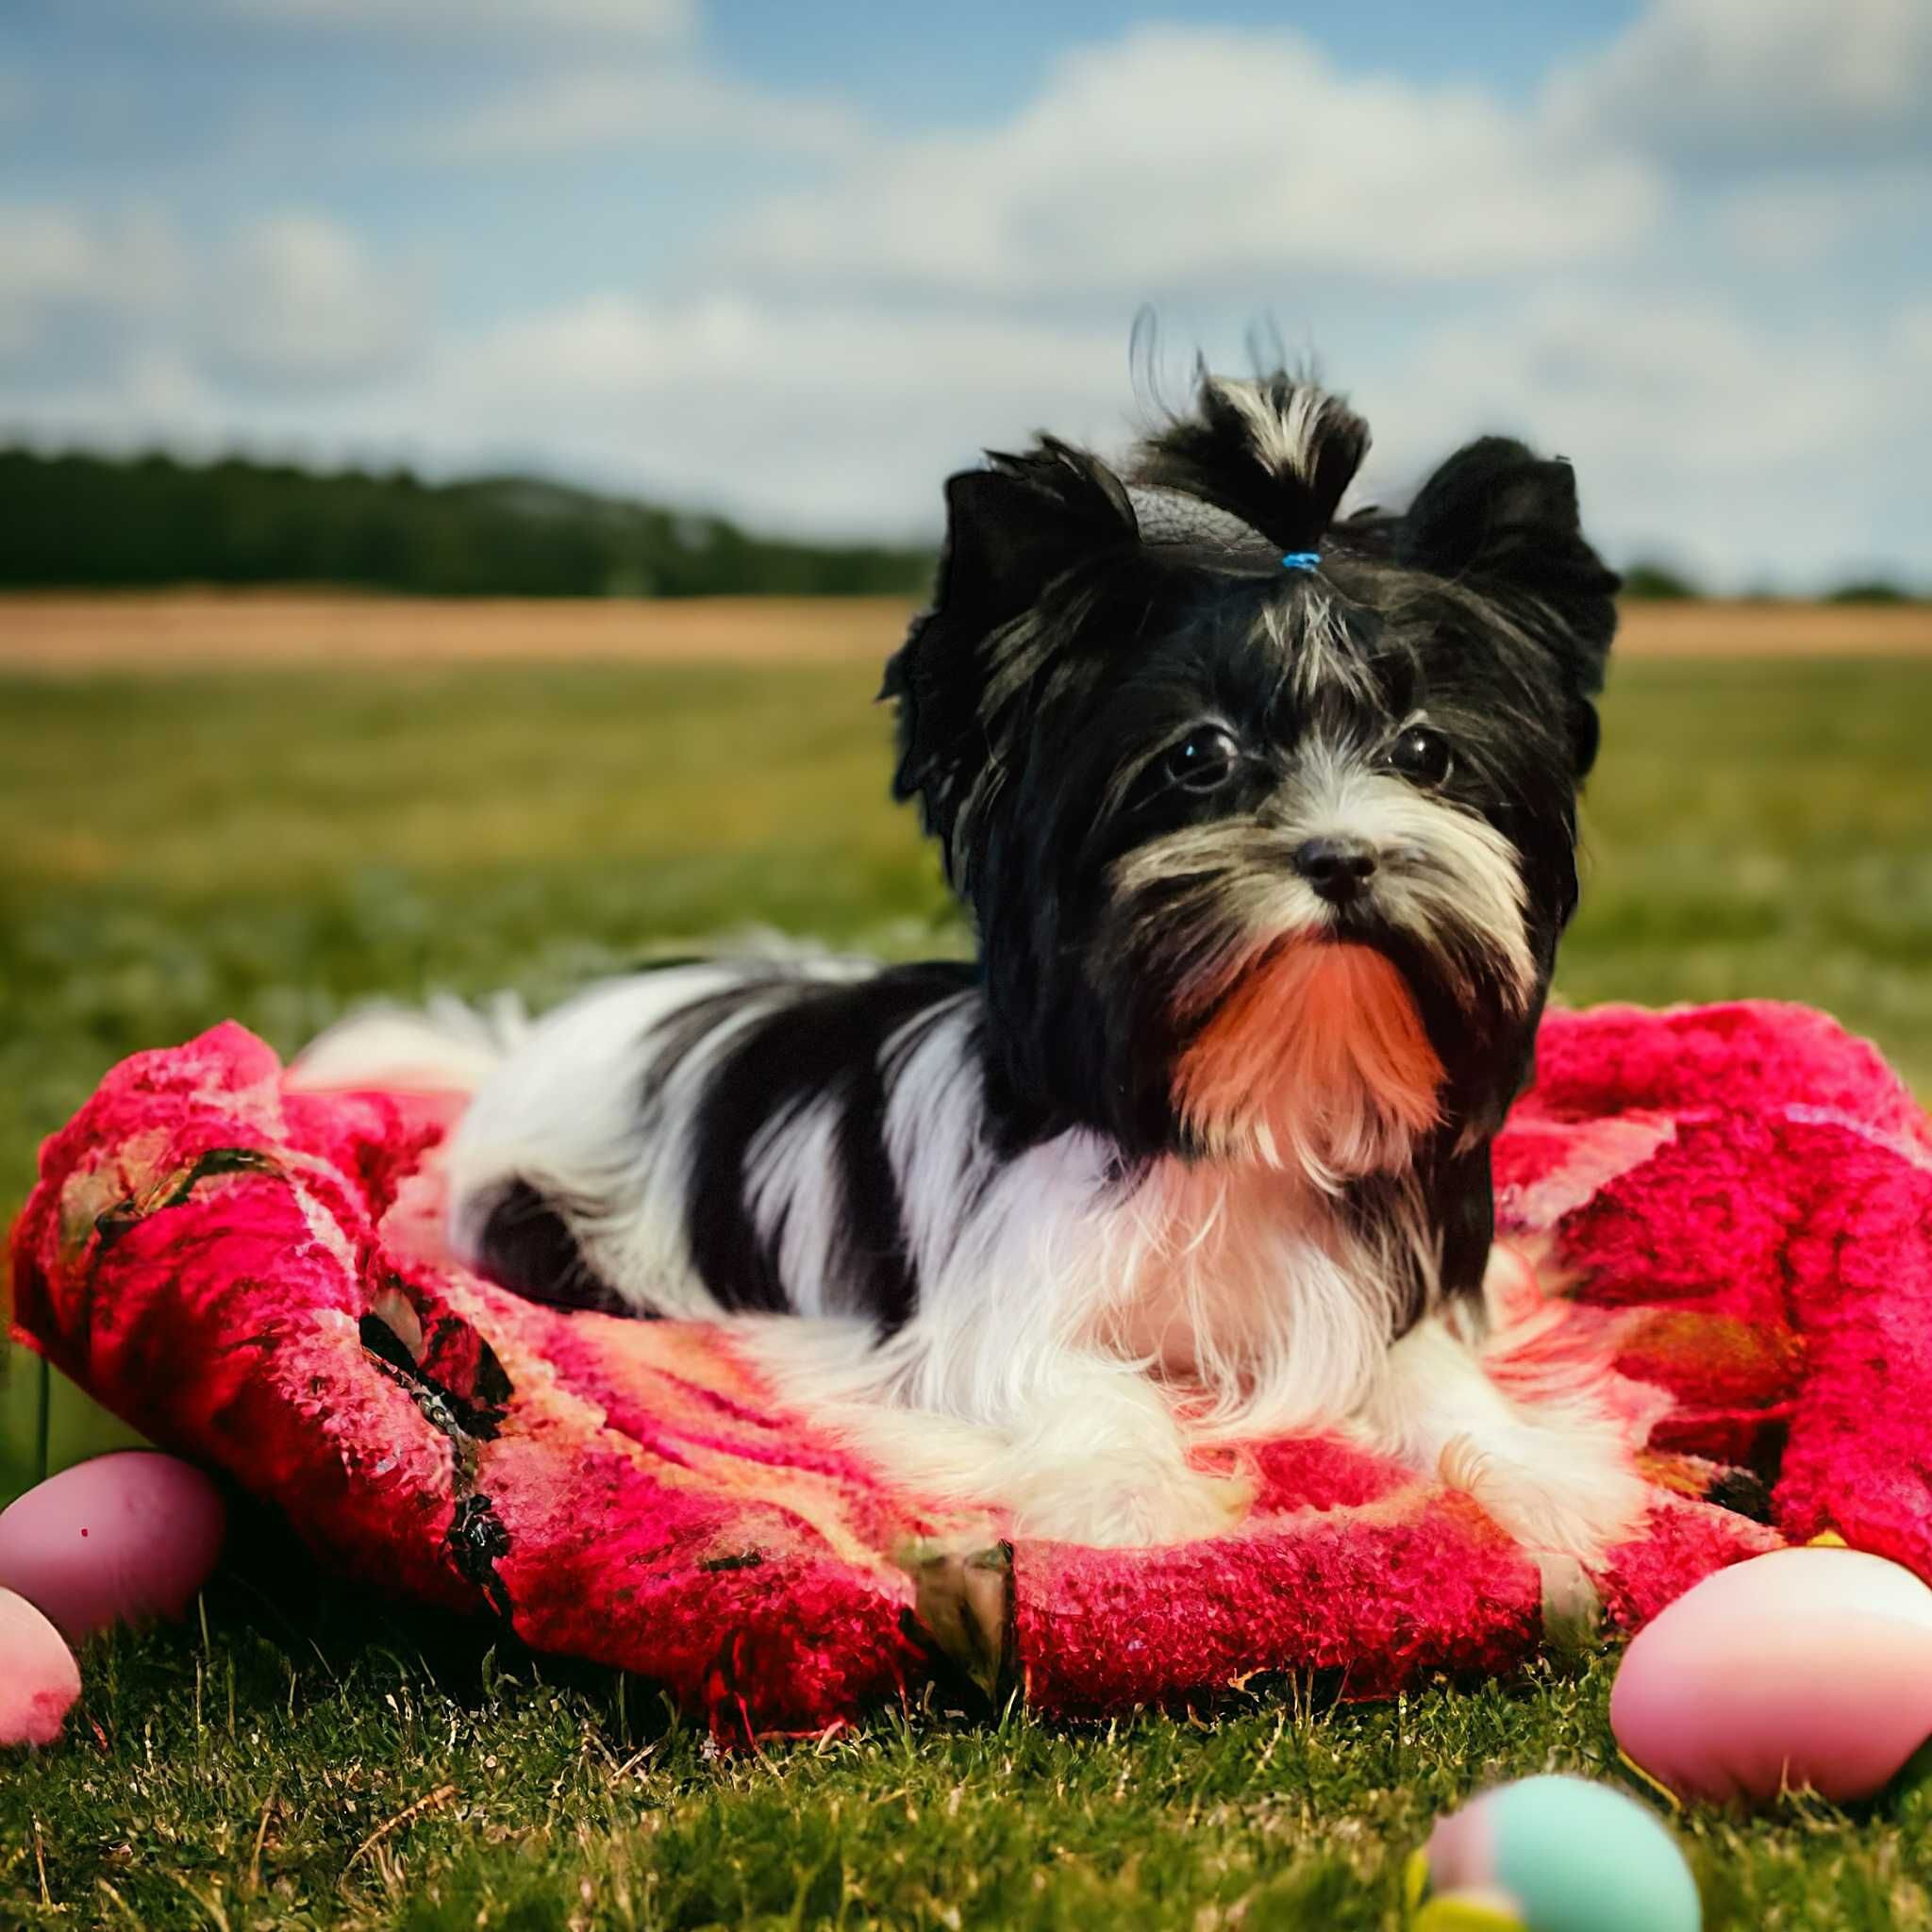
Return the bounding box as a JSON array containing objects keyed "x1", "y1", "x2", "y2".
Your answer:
[{"x1": 303, "y1": 369, "x2": 1644, "y2": 1555}]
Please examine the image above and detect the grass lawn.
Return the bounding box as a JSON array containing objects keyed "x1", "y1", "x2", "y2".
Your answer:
[{"x1": 4, "y1": 649, "x2": 1931, "y2": 1928}]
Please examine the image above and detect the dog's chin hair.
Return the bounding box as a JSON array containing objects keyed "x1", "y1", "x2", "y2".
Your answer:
[{"x1": 1174, "y1": 938, "x2": 1444, "y2": 1188}]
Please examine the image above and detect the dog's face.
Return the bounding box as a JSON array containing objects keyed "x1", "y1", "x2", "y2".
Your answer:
[{"x1": 886, "y1": 375, "x2": 1619, "y2": 1172}]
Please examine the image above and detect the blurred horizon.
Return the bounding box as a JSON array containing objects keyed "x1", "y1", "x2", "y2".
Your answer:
[
  {"x1": 4, "y1": 0, "x2": 1928, "y2": 593},
  {"x1": 6, "y1": 440, "x2": 1929, "y2": 604}
]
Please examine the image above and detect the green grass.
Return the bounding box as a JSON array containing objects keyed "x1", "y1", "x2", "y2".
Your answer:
[
  {"x1": 5, "y1": 653, "x2": 1932, "y2": 1928},
  {"x1": 16, "y1": 1596, "x2": 1932, "y2": 1932}
]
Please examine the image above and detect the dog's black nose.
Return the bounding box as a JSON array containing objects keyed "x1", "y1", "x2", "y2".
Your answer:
[{"x1": 1293, "y1": 836, "x2": 1378, "y2": 905}]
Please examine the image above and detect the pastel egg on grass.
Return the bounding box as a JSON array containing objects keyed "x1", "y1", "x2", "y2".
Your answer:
[
  {"x1": 0, "y1": 1451, "x2": 225, "y2": 1645},
  {"x1": 1407, "y1": 1774, "x2": 1701, "y2": 1932},
  {"x1": 0, "y1": 1588, "x2": 82, "y2": 1747},
  {"x1": 1611, "y1": 1544, "x2": 1932, "y2": 1808}
]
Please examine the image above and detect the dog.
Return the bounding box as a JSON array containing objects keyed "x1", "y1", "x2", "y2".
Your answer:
[{"x1": 299, "y1": 366, "x2": 1644, "y2": 1557}]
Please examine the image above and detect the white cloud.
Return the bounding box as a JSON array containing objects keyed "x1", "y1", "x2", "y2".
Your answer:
[
  {"x1": 0, "y1": 205, "x2": 181, "y2": 309},
  {"x1": 1897, "y1": 304, "x2": 1932, "y2": 368},
  {"x1": 205, "y1": 214, "x2": 423, "y2": 387},
  {"x1": 212, "y1": 0, "x2": 692, "y2": 41},
  {"x1": 722, "y1": 25, "x2": 1659, "y2": 296},
  {"x1": 1357, "y1": 289, "x2": 1926, "y2": 586},
  {"x1": 1711, "y1": 166, "x2": 1932, "y2": 269},
  {"x1": 411, "y1": 67, "x2": 864, "y2": 163},
  {"x1": 115, "y1": 346, "x2": 226, "y2": 425},
  {"x1": 1546, "y1": 0, "x2": 1932, "y2": 164},
  {"x1": 0, "y1": 205, "x2": 185, "y2": 353},
  {"x1": 1714, "y1": 180, "x2": 1857, "y2": 271},
  {"x1": 404, "y1": 295, "x2": 1129, "y2": 533},
  {"x1": 0, "y1": 341, "x2": 228, "y2": 458},
  {"x1": 0, "y1": 206, "x2": 115, "y2": 310},
  {"x1": 0, "y1": 204, "x2": 420, "y2": 395},
  {"x1": 1378, "y1": 294, "x2": 1874, "y2": 474}
]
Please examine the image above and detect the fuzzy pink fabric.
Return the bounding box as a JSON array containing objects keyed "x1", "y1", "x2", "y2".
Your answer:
[{"x1": 10, "y1": 1002, "x2": 1931, "y2": 1741}]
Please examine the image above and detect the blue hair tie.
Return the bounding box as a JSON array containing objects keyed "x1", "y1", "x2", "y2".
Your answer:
[{"x1": 1280, "y1": 551, "x2": 1320, "y2": 573}]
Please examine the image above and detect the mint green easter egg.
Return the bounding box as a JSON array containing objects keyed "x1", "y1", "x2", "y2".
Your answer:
[{"x1": 1476, "y1": 1776, "x2": 1699, "y2": 1932}]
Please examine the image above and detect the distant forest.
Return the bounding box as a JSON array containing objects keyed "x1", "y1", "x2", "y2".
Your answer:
[
  {"x1": 0, "y1": 447, "x2": 936, "y2": 597},
  {"x1": 1, "y1": 446, "x2": 1917, "y2": 603}
]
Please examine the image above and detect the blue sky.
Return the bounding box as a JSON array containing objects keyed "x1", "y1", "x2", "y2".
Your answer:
[{"x1": 3, "y1": 0, "x2": 1927, "y2": 588}]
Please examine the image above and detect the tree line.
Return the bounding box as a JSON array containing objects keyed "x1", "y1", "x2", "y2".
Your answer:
[
  {"x1": 0, "y1": 445, "x2": 1916, "y2": 603},
  {"x1": 0, "y1": 448, "x2": 936, "y2": 598},
  {"x1": 1622, "y1": 561, "x2": 1917, "y2": 603}
]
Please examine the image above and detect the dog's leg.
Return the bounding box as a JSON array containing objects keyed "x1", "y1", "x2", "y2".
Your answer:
[
  {"x1": 991, "y1": 1354, "x2": 1255, "y2": 1547},
  {"x1": 1354, "y1": 1307, "x2": 1647, "y2": 1564},
  {"x1": 742, "y1": 1319, "x2": 1252, "y2": 1549}
]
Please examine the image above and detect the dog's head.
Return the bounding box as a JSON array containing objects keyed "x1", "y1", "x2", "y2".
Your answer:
[{"x1": 884, "y1": 370, "x2": 1618, "y2": 1176}]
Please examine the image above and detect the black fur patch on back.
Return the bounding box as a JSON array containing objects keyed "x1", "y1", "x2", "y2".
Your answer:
[
  {"x1": 475, "y1": 1178, "x2": 634, "y2": 1317},
  {"x1": 681, "y1": 961, "x2": 976, "y2": 1330}
]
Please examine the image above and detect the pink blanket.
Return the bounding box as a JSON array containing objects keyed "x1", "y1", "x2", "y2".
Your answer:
[{"x1": 11, "y1": 1002, "x2": 1932, "y2": 1741}]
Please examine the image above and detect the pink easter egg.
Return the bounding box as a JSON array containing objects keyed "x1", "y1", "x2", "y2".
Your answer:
[
  {"x1": 1612, "y1": 1546, "x2": 1932, "y2": 1806},
  {"x1": 0, "y1": 1452, "x2": 225, "y2": 1641},
  {"x1": 1419, "y1": 1790, "x2": 1497, "y2": 1893},
  {"x1": 0, "y1": 1587, "x2": 82, "y2": 1746}
]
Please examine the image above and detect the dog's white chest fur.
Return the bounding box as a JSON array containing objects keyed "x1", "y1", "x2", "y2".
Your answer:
[{"x1": 1094, "y1": 1158, "x2": 1406, "y2": 1432}]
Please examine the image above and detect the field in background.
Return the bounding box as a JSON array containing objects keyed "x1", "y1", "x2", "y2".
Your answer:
[
  {"x1": 4, "y1": 634, "x2": 1931, "y2": 1927},
  {"x1": 3, "y1": 590, "x2": 1932, "y2": 670},
  {"x1": 3, "y1": 630, "x2": 1927, "y2": 1222}
]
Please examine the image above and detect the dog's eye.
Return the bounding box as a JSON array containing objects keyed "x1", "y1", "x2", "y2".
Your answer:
[
  {"x1": 1161, "y1": 727, "x2": 1241, "y2": 794},
  {"x1": 1387, "y1": 724, "x2": 1451, "y2": 787}
]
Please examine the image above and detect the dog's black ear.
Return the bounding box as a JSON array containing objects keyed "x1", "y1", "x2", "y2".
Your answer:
[
  {"x1": 882, "y1": 439, "x2": 1137, "y2": 870},
  {"x1": 926, "y1": 437, "x2": 1139, "y2": 628},
  {"x1": 1132, "y1": 370, "x2": 1369, "y2": 555},
  {"x1": 1401, "y1": 438, "x2": 1621, "y2": 692}
]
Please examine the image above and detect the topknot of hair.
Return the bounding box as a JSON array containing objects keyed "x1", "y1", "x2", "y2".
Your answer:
[{"x1": 1129, "y1": 370, "x2": 1370, "y2": 556}]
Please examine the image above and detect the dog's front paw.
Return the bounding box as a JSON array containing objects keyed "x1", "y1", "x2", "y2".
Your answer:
[
  {"x1": 1007, "y1": 1459, "x2": 1254, "y2": 1548},
  {"x1": 1440, "y1": 1419, "x2": 1649, "y2": 1566}
]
